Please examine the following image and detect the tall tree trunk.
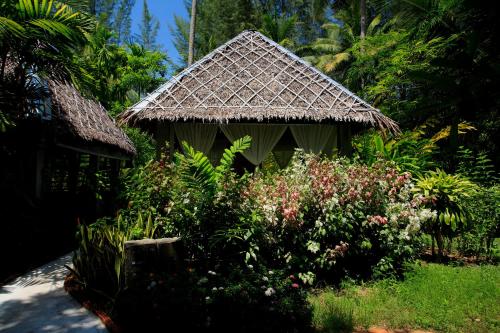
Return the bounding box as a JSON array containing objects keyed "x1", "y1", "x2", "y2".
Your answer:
[
  {"x1": 359, "y1": 0, "x2": 367, "y2": 89},
  {"x1": 359, "y1": 0, "x2": 367, "y2": 39},
  {"x1": 188, "y1": 0, "x2": 197, "y2": 66}
]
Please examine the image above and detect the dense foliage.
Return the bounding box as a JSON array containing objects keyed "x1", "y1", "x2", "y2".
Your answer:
[{"x1": 72, "y1": 141, "x2": 438, "y2": 330}]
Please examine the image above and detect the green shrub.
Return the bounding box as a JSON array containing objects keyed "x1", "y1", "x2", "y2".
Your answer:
[
  {"x1": 75, "y1": 139, "x2": 438, "y2": 329},
  {"x1": 457, "y1": 185, "x2": 500, "y2": 259},
  {"x1": 118, "y1": 153, "x2": 175, "y2": 229},
  {"x1": 414, "y1": 169, "x2": 478, "y2": 257},
  {"x1": 354, "y1": 130, "x2": 436, "y2": 175},
  {"x1": 457, "y1": 146, "x2": 498, "y2": 186},
  {"x1": 72, "y1": 213, "x2": 157, "y2": 296},
  {"x1": 122, "y1": 126, "x2": 156, "y2": 166},
  {"x1": 72, "y1": 223, "x2": 128, "y2": 296}
]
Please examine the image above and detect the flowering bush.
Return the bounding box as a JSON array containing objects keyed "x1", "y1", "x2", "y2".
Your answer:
[
  {"x1": 118, "y1": 152, "x2": 175, "y2": 230},
  {"x1": 240, "y1": 153, "x2": 434, "y2": 279},
  {"x1": 79, "y1": 144, "x2": 435, "y2": 331}
]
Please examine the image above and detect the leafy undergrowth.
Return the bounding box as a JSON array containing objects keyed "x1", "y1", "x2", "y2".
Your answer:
[{"x1": 310, "y1": 263, "x2": 500, "y2": 333}]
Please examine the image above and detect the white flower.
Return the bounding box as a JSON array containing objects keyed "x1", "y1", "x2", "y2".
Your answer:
[
  {"x1": 268, "y1": 270, "x2": 274, "y2": 275},
  {"x1": 208, "y1": 270, "x2": 216, "y2": 276},
  {"x1": 205, "y1": 296, "x2": 210, "y2": 300},
  {"x1": 262, "y1": 276, "x2": 269, "y2": 282},
  {"x1": 247, "y1": 264, "x2": 254, "y2": 269},
  {"x1": 212, "y1": 287, "x2": 218, "y2": 291},
  {"x1": 197, "y1": 277, "x2": 208, "y2": 285},
  {"x1": 218, "y1": 287, "x2": 224, "y2": 291},
  {"x1": 264, "y1": 287, "x2": 275, "y2": 296}
]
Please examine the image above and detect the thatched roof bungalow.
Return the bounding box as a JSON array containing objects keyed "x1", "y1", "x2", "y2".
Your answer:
[
  {"x1": 1, "y1": 76, "x2": 135, "y2": 202},
  {"x1": 120, "y1": 30, "x2": 397, "y2": 167},
  {"x1": 0, "y1": 78, "x2": 135, "y2": 272}
]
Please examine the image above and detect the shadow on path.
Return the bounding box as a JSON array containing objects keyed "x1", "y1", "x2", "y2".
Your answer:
[{"x1": 0, "y1": 254, "x2": 107, "y2": 333}]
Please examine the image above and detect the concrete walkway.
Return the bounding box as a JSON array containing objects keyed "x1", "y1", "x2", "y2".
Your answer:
[{"x1": 0, "y1": 254, "x2": 107, "y2": 333}]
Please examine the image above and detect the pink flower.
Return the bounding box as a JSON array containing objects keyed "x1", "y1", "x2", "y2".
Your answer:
[
  {"x1": 289, "y1": 275, "x2": 296, "y2": 280},
  {"x1": 291, "y1": 283, "x2": 300, "y2": 289},
  {"x1": 369, "y1": 215, "x2": 388, "y2": 225}
]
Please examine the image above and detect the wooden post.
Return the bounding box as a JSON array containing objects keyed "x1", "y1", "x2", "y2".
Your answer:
[
  {"x1": 169, "y1": 123, "x2": 175, "y2": 161},
  {"x1": 68, "y1": 153, "x2": 80, "y2": 194},
  {"x1": 109, "y1": 158, "x2": 120, "y2": 210},
  {"x1": 88, "y1": 155, "x2": 98, "y2": 219},
  {"x1": 155, "y1": 122, "x2": 169, "y2": 160},
  {"x1": 339, "y1": 124, "x2": 353, "y2": 157},
  {"x1": 34, "y1": 146, "x2": 45, "y2": 199}
]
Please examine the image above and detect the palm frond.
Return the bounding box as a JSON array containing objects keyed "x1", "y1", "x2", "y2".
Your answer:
[{"x1": 0, "y1": 16, "x2": 25, "y2": 38}]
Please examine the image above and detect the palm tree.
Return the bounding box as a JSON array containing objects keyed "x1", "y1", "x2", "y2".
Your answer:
[
  {"x1": 301, "y1": 14, "x2": 381, "y2": 75},
  {"x1": 359, "y1": 0, "x2": 367, "y2": 38},
  {"x1": 188, "y1": 0, "x2": 197, "y2": 66},
  {"x1": 78, "y1": 25, "x2": 126, "y2": 107},
  {"x1": 259, "y1": 14, "x2": 297, "y2": 48},
  {"x1": 0, "y1": 0, "x2": 93, "y2": 124}
]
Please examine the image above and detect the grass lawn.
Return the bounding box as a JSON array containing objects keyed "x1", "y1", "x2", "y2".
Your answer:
[{"x1": 310, "y1": 262, "x2": 500, "y2": 333}]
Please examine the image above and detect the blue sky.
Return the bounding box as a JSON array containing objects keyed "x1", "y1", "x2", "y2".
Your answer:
[{"x1": 130, "y1": 0, "x2": 187, "y2": 65}]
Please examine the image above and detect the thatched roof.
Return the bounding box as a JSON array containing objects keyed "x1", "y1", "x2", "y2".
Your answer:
[
  {"x1": 120, "y1": 30, "x2": 399, "y2": 133},
  {"x1": 48, "y1": 80, "x2": 136, "y2": 156}
]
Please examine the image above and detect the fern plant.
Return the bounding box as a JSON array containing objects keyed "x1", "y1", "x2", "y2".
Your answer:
[
  {"x1": 457, "y1": 146, "x2": 498, "y2": 186},
  {"x1": 174, "y1": 135, "x2": 252, "y2": 195}
]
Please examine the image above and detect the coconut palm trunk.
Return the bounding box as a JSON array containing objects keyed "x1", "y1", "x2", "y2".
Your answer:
[
  {"x1": 188, "y1": 0, "x2": 197, "y2": 66},
  {"x1": 359, "y1": 0, "x2": 366, "y2": 39}
]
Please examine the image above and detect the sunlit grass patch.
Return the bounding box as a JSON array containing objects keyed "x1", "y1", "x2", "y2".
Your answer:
[{"x1": 310, "y1": 263, "x2": 500, "y2": 332}]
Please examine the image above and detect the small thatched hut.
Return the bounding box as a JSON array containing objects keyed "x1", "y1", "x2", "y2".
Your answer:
[
  {"x1": 120, "y1": 30, "x2": 397, "y2": 167},
  {"x1": 0, "y1": 77, "x2": 135, "y2": 278},
  {"x1": 47, "y1": 79, "x2": 136, "y2": 159},
  {"x1": 1, "y1": 78, "x2": 135, "y2": 203}
]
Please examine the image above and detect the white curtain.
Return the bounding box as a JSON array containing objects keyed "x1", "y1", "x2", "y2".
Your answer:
[
  {"x1": 220, "y1": 124, "x2": 287, "y2": 165},
  {"x1": 323, "y1": 125, "x2": 338, "y2": 156},
  {"x1": 174, "y1": 123, "x2": 218, "y2": 155},
  {"x1": 290, "y1": 124, "x2": 337, "y2": 154},
  {"x1": 273, "y1": 150, "x2": 295, "y2": 168}
]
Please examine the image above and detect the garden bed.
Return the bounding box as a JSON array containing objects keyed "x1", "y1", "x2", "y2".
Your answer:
[{"x1": 66, "y1": 260, "x2": 500, "y2": 332}]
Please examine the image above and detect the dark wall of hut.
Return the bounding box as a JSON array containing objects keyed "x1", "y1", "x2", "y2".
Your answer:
[{"x1": 0, "y1": 120, "x2": 122, "y2": 283}]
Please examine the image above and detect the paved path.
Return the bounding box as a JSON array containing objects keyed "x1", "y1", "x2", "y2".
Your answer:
[{"x1": 0, "y1": 254, "x2": 107, "y2": 333}]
